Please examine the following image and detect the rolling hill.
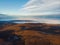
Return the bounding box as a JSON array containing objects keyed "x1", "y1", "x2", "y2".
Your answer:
[{"x1": 0, "y1": 21, "x2": 60, "y2": 45}]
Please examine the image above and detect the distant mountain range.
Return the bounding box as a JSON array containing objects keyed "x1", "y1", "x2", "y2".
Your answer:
[
  {"x1": 0, "y1": 14, "x2": 11, "y2": 18},
  {"x1": 32, "y1": 14, "x2": 60, "y2": 20},
  {"x1": 0, "y1": 14, "x2": 16, "y2": 21},
  {"x1": 0, "y1": 14, "x2": 60, "y2": 21}
]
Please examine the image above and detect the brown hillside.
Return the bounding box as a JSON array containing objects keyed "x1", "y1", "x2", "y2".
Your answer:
[{"x1": 0, "y1": 23, "x2": 60, "y2": 45}]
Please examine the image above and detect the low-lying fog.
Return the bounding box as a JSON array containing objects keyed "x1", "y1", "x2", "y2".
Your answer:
[{"x1": 0, "y1": 17, "x2": 60, "y2": 24}]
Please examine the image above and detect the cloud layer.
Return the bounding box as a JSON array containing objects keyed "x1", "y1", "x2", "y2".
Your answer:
[
  {"x1": 15, "y1": 17, "x2": 60, "y2": 24},
  {"x1": 20, "y1": 0, "x2": 60, "y2": 15}
]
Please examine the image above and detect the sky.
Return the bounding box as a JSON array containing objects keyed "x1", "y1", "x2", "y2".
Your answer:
[
  {"x1": 0, "y1": 0, "x2": 60, "y2": 16},
  {"x1": 0, "y1": 0, "x2": 29, "y2": 15},
  {"x1": 0, "y1": 0, "x2": 60, "y2": 24}
]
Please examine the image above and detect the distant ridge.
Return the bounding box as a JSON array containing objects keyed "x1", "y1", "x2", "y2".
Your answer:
[
  {"x1": 0, "y1": 14, "x2": 15, "y2": 21},
  {"x1": 32, "y1": 14, "x2": 60, "y2": 20}
]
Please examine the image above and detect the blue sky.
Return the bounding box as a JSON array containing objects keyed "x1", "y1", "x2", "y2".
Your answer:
[
  {"x1": 0, "y1": 0, "x2": 60, "y2": 16},
  {"x1": 0, "y1": 0, "x2": 28, "y2": 15}
]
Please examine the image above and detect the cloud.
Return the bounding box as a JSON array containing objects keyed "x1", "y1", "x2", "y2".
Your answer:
[
  {"x1": 19, "y1": 0, "x2": 60, "y2": 15},
  {"x1": 39, "y1": 19, "x2": 60, "y2": 24},
  {"x1": 15, "y1": 17, "x2": 60, "y2": 24}
]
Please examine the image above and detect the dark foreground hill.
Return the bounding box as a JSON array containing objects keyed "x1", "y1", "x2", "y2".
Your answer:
[{"x1": 0, "y1": 22, "x2": 60, "y2": 45}]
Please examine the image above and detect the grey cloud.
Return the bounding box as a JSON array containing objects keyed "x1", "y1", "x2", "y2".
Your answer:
[{"x1": 20, "y1": 0, "x2": 60, "y2": 15}]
